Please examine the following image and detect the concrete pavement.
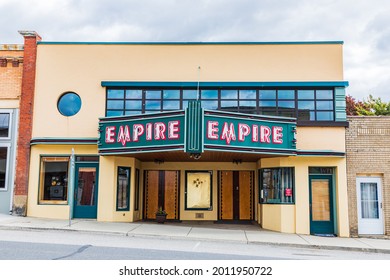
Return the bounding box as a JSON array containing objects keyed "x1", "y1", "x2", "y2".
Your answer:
[{"x1": 0, "y1": 214, "x2": 389, "y2": 253}]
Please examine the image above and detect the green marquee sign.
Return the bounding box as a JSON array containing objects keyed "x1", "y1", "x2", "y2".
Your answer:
[
  {"x1": 98, "y1": 101, "x2": 296, "y2": 155},
  {"x1": 98, "y1": 111, "x2": 185, "y2": 154}
]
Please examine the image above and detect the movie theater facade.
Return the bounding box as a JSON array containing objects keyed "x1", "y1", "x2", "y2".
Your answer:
[{"x1": 26, "y1": 41, "x2": 349, "y2": 236}]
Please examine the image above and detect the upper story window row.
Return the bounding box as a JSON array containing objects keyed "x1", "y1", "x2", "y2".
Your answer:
[{"x1": 105, "y1": 88, "x2": 336, "y2": 123}]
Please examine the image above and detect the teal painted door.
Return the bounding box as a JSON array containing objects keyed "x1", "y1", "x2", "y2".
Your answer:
[
  {"x1": 73, "y1": 163, "x2": 99, "y2": 219},
  {"x1": 309, "y1": 175, "x2": 334, "y2": 235}
]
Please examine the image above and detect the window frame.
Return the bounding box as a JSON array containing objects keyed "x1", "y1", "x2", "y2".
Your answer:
[
  {"x1": 184, "y1": 170, "x2": 213, "y2": 211},
  {"x1": 38, "y1": 156, "x2": 70, "y2": 205},
  {"x1": 105, "y1": 87, "x2": 336, "y2": 124},
  {"x1": 259, "y1": 167, "x2": 295, "y2": 204},
  {"x1": 116, "y1": 166, "x2": 131, "y2": 211}
]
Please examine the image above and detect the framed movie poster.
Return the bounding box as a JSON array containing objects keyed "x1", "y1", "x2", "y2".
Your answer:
[{"x1": 185, "y1": 171, "x2": 212, "y2": 210}]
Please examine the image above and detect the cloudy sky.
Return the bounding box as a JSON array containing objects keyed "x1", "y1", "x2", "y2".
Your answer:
[{"x1": 1, "y1": 0, "x2": 389, "y2": 101}]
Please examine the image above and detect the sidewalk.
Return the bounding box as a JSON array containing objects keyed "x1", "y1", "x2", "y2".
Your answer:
[{"x1": 1, "y1": 214, "x2": 390, "y2": 254}]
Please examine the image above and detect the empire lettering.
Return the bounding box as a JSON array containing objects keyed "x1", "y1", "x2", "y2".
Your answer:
[
  {"x1": 105, "y1": 121, "x2": 181, "y2": 146},
  {"x1": 206, "y1": 121, "x2": 283, "y2": 145}
]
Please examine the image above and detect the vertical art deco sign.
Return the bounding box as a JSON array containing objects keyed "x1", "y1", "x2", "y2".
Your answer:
[{"x1": 185, "y1": 171, "x2": 212, "y2": 210}]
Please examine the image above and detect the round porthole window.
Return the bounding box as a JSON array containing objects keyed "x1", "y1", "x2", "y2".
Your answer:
[{"x1": 57, "y1": 92, "x2": 82, "y2": 117}]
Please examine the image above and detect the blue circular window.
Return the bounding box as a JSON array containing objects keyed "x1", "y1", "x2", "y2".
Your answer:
[{"x1": 57, "y1": 92, "x2": 82, "y2": 116}]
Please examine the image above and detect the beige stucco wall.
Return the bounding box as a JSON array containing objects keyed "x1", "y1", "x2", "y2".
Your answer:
[
  {"x1": 32, "y1": 43, "x2": 344, "y2": 139},
  {"x1": 297, "y1": 127, "x2": 345, "y2": 152},
  {"x1": 259, "y1": 156, "x2": 349, "y2": 237}
]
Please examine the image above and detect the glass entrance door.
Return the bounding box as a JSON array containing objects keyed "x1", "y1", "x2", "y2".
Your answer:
[{"x1": 73, "y1": 163, "x2": 99, "y2": 219}]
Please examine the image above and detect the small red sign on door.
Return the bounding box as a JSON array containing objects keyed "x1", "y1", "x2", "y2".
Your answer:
[{"x1": 285, "y1": 188, "x2": 292, "y2": 197}]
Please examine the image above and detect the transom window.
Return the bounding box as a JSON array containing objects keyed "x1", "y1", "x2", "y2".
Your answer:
[{"x1": 106, "y1": 88, "x2": 335, "y2": 122}]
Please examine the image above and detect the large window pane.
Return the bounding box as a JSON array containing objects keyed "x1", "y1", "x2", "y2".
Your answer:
[
  {"x1": 259, "y1": 100, "x2": 276, "y2": 108},
  {"x1": 316, "y1": 90, "x2": 333, "y2": 99},
  {"x1": 107, "y1": 89, "x2": 124, "y2": 99},
  {"x1": 298, "y1": 100, "x2": 315, "y2": 110},
  {"x1": 163, "y1": 100, "x2": 180, "y2": 110},
  {"x1": 278, "y1": 101, "x2": 295, "y2": 108},
  {"x1": 201, "y1": 100, "x2": 218, "y2": 109},
  {"x1": 316, "y1": 111, "x2": 334, "y2": 121},
  {"x1": 183, "y1": 90, "x2": 198, "y2": 99},
  {"x1": 0, "y1": 147, "x2": 7, "y2": 189},
  {"x1": 39, "y1": 157, "x2": 69, "y2": 202},
  {"x1": 201, "y1": 90, "x2": 218, "y2": 99},
  {"x1": 316, "y1": 101, "x2": 334, "y2": 110},
  {"x1": 298, "y1": 90, "x2": 314, "y2": 99},
  {"x1": 145, "y1": 90, "x2": 161, "y2": 99},
  {"x1": 163, "y1": 90, "x2": 180, "y2": 99},
  {"x1": 145, "y1": 100, "x2": 161, "y2": 110},
  {"x1": 117, "y1": 167, "x2": 130, "y2": 211},
  {"x1": 107, "y1": 100, "x2": 124, "y2": 110},
  {"x1": 240, "y1": 90, "x2": 256, "y2": 99},
  {"x1": 260, "y1": 168, "x2": 294, "y2": 204},
  {"x1": 106, "y1": 110, "x2": 123, "y2": 117},
  {"x1": 125, "y1": 90, "x2": 142, "y2": 99},
  {"x1": 278, "y1": 90, "x2": 295, "y2": 99},
  {"x1": 221, "y1": 100, "x2": 238, "y2": 109},
  {"x1": 260, "y1": 90, "x2": 276, "y2": 99},
  {"x1": 239, "y1": 100, "x2": 257, "y2": 109},
  {"x1": 221, "y1": 90, "x2": 237, "y2": 99},
  {"x1": 125, "y1": 100, "x2": 142, "y2": 110},
  {"x1": 0, "y1": 113, "x2": 10, "y2": 137}
]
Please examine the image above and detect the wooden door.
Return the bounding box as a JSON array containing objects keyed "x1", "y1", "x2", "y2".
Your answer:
[
  {"x1": 219, "y1": 171, "x2": 253, "y2": 220},
  {"x1": 219, "y1": 171, "x2": 233, "y2": 220},
  {"x1": 144, "y1": 170, "x2": 179, "y2": 220}
]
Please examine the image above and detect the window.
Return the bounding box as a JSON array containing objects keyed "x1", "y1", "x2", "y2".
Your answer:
[
  {"x1": 117, "y1": 167, "x2": 130, "y2": 211},
  {"x1": 0, "y1": 147, "x2": 8, "y2": 189},
  {"x1": 39, "y1": 157, "x2": 69, "y2": 203},
  {"x1": 0, "y1": 113, "x2": 10, "y2": 137},
  {"x1": 260, "y1": 167, "x2": 294, "y2": 204},
  {"x1": 105, "y1": 87, "x2": 335, "y2": 123},
  {"x1": 185, "y1": 171, "x2": 212, "y2": 210},
  {"x1": 57, "y1": 92, "x2": 82, "y2": 117}
]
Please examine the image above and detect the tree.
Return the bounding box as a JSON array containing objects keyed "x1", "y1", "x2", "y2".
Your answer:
[
  {"x1": 356, "y1": 94, "x2": 390, "y2": 116},
  {"x1": 346, "y1": 94, "x2": 369, "y2": 116},
  {"x1": 346, "y1": 94, "x2": 390, "y2": 116}
]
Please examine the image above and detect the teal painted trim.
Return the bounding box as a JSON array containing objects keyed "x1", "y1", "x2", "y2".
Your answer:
[
  {"x1": 38, "y1": 41, "x2": 344, "y2": 46},
  {"x1": 185, "y1": 101, "x2": 203, "y2": 154},
  {"x1": 335, "y1": 87, "x2": 347, "y2": 121},
  {"x1": 102, "y1": 81, "x2": 349, "y2": 88}
]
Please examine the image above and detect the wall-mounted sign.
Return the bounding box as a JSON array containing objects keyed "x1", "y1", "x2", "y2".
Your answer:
[
  {"x1": 98, "y1": 112, "x2": 185, "y2": 154},
  {"x1": 203, "y1": 111, "x2": 296, "y2": 154},
  {"x1": 98, "y1": 101, "x2": 296, "y2": 156}
]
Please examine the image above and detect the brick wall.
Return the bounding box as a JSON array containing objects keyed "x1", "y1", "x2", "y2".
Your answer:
[
  {"x1": 0, "y1": 47, "x2": 23, "y2": 100},
  {"x1": 346, "y1": 116, "x2": 390, "y2": 236},
  {"x1": 13, "y1": 32, "x2": 41, "y2": 216}
]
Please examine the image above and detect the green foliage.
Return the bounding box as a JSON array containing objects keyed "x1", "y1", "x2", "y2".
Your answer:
[
  {"x1": 346, "y1": 94, "x2": 390, "y2": 116},
  {"x1": 356, "y1": 94, "x2": 390, "y2": 116}
]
